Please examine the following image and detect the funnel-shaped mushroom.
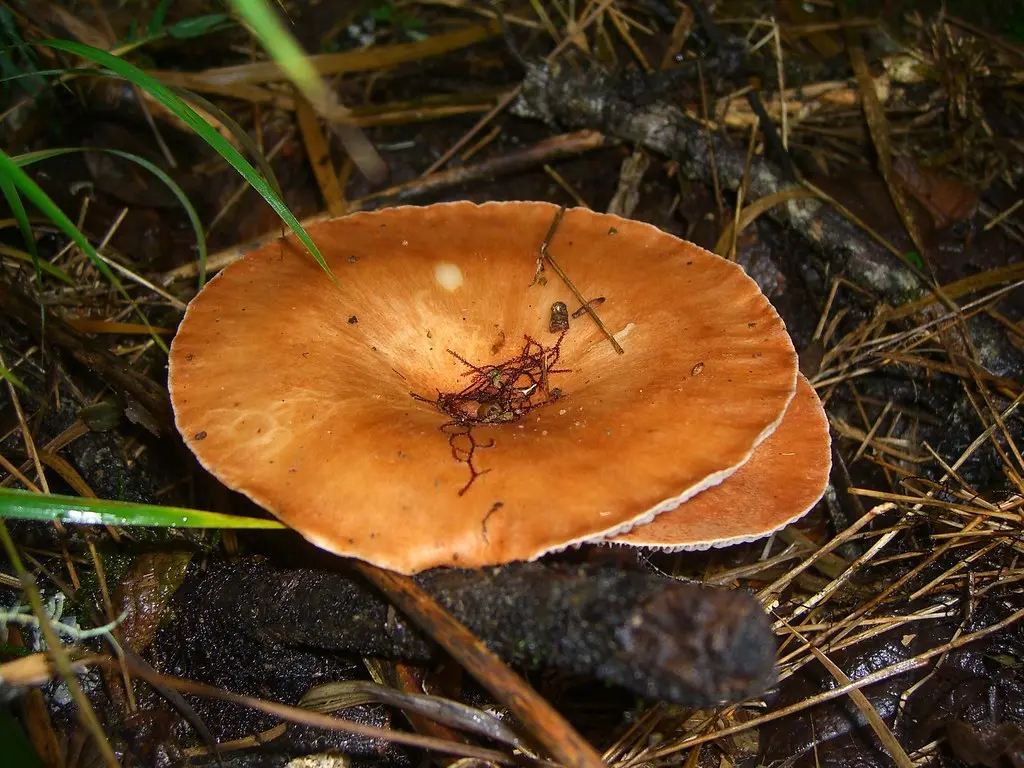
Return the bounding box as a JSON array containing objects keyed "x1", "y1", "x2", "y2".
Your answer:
[
  {"x1": 168, "y1": 201, "x2": 798, "y2": 574},
  {"x1": 608, "y1": 375, "x2": 831, "y2": 550}
]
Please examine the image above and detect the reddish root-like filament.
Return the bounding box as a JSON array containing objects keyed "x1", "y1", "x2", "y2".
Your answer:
[{"x1": 412, "y1": 332, "x2": 570, "y2": 495}]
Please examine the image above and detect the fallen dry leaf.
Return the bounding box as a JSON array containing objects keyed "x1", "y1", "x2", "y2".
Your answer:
[{"x1": 892, "y1": 154, "x2": 979, "y2": 229}]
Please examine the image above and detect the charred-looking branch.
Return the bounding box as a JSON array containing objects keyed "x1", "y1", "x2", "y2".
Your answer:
[
  {"x1": 164, "y1": 559, "x2": 777, "y2": 707},
  {"x1": 510, "y1": 61, "x2": 1023, "y2": 378},
  {"x1": 512, "y1": 62, "x2": 918, "y2": 298}
]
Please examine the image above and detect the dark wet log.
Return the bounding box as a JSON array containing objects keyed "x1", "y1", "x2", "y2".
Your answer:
[
  {"x1": 166, "y1": 558, "x2": 777, "y2": 708},
  {"x1": 511, "y1": 63, "x2": 913, "y2": 292},
  {"x1": 511, "y1": 62, "x2": 918, "y2": 298}
]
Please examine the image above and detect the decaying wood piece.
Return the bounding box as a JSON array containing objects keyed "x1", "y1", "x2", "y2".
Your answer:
[
  {"x1": 509, "y1": 62, "x2": 1023, "y2": 377},
  {"x1": 164, "y1": 559, "x2": 777, "y2": 708}
]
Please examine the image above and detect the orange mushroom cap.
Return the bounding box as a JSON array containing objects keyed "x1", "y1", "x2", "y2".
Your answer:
[
  {"x1": 608, "y1": 375, "x2": 831, "y2": 551},
  {"x1": 168, "y1": 201, "x2": 798, "y2": 574}
]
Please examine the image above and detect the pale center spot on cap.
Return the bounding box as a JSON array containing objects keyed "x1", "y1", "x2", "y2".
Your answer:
[{"x1": 434, "y1": 263, "x2": 463, "y2": 292}]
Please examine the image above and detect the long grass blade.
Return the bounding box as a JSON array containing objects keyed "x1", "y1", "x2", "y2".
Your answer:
[
  {"x1": 164, "y1": 84, "x2": 284, "y2": 201},
  {"x1": 0, "y1": 487, "x2": 287, "y2": 529},
  {"x1": 33, "y1": 39, "x2": 337, "y2": 285},
  {"x1": 0, "y1": 67, "x2": 96, "y2": 84},
  {"x1": 226, "y1": 0, "x2": 388, "y2": 184},
  {"x1": 2, "y1": 68, "x2": 285, "y2": 244},
  {"x1": 227, "y1": 0, "x2": 330, "y2": 108}
]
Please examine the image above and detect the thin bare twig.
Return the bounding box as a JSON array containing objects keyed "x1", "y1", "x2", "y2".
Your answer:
[{"x1": 534, "y1": 207, "x2": 625, "y2": 355}]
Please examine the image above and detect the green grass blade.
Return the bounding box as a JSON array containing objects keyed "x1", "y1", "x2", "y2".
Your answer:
[
  {"x1": 1, "y1": 67, "x2": 284, "y2": 245},
  {"x1": 0, "y1": 361, "x2": 29, "y2": 393},
  {"x1": 228, "y1": 0, "x2": 330, "y2": 107},
  {"x1": 163, "y1": 84, "x2": 284, "y2": 202},
  {"x1": 149, "y1": 0, "x2": 173, "y2": 34},
  {"x1": 34, "y1": 39, "x2": 337, "y2": 285},
  {"x1": 0, "y1": 147, "x2": 170, "y2": 354},
  {"x1": 16, "y1": 147, "x2": 209, "y2": 288},
  {"x1": 0, "y1": 67, "x2": 96, "y2": 83},
  {"x1": 0, "y1": 172, "x2": 41, "y2": 286},
  {"x1": 0, "y1": 487, "x2": 287, "y2": 529},
  {"x1": 226, "y1": 0, "x2": 387, "y2": 184}
]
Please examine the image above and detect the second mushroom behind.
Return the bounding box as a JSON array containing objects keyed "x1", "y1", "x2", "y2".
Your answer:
[
  {"x1": 607, "y1": 374, "x2": 831, "y2": 550},
  {"x1": 168, "y1": 201, "x2": 802, "y2": 574}
]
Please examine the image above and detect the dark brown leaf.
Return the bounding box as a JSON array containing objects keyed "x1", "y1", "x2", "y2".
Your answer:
[{"x1": 892, "y1": 154, "x2": 980, "y2": 229}]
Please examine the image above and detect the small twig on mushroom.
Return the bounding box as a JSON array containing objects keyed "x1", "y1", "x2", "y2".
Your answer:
[
  {"x1": 530, "y1": 205, "x2": 566, "y2": 285},
  {"x1": 542, "y1": 249, "x2": 625, "y2": 355},
  {"x1": 533, "y1": 206, "x2": 626, "y2": 355}
]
